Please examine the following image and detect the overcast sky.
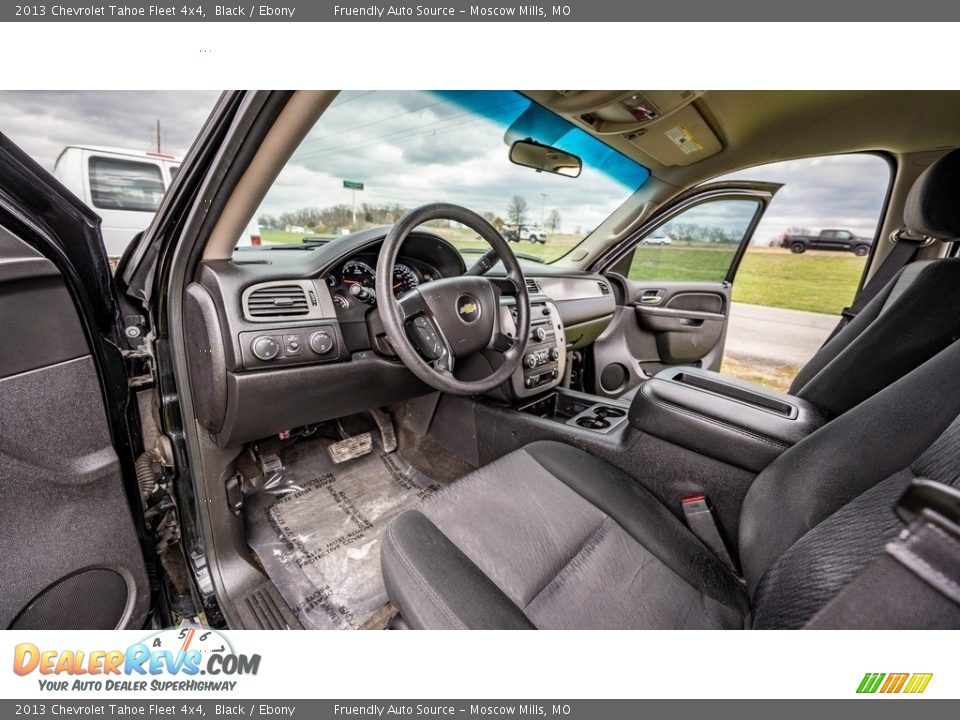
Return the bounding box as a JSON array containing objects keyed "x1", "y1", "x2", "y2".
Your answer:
[{"x1": 0, "y1": 90, "x2": 890, "y2": 242}]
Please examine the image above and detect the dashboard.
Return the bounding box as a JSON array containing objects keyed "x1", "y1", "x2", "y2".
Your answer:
[{"x1": 183, "y1": 226, "x2": 615, "y2": 447}]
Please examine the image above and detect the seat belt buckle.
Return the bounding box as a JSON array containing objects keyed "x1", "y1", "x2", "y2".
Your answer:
[
  {"x1": 681, "y1": 495, "x2": 740, "y2": 575},
  {"x1": 896, "y1": 478, "x2": 960, "y2": 526}
]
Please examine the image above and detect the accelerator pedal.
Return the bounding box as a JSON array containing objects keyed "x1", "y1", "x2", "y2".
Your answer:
[{"x1": 328, "y1": 432, "x2": 374, "y2": 464}]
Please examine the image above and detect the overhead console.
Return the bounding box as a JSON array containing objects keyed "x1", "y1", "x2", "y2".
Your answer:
[
  {"x1": 628, "y1": 366, "x2": 834, "y2": 473},
  {"x1": 537, "y1": 90, "x2": 722, "y2": 167}
]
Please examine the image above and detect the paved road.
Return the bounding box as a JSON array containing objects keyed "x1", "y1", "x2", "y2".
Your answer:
[{"x1": 725, "y1": 302, "x2": 838, "y2": 368}]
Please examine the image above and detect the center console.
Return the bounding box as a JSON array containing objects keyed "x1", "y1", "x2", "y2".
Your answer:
[{"x1": 628, "y1": 366, "x2": 834, "y2": 472}]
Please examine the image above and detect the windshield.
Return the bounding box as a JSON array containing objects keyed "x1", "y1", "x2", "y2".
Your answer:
[{"x1": 248, "y1": 90, "x2": 650, "y2": 262}]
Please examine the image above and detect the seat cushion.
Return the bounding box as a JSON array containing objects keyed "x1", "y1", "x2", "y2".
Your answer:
[{"x1": 382, "y1": 441, "x2": 747, "y2": 629}]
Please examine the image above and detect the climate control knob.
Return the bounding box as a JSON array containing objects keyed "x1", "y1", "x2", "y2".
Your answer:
[
  {"x1": 309, "y1": 331, "x2": 334, "y2": 355},
  {"x1": 534, "y1": 326, "x2": 547, "y2": 341},
  {"x1": 549, "y1": 347, "x2": 560, "y2": 361},
  {"x1": 524, "y1": 353, "x2": 538, "y2": 369},
  {"x1": 251, "y1": 335, "x2": 280, "y2": 361}
]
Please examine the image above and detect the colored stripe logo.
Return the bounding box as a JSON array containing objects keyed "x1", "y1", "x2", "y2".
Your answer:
[{"x1": 857, "y1": 672, "x2": 933, "y2": 694}]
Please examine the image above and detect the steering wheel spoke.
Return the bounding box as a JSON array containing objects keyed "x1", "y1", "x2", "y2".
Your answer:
[{"x1": 405, "y1": 307, "x2": 456, "y2": 372}]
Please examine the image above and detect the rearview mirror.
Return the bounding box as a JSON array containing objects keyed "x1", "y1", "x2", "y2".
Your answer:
[{"x1": 509, "y1": 139, "x2": 582, "y2": 178}]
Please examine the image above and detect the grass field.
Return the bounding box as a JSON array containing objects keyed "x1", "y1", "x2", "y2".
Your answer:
[{"x1": 630, "y1": 245, "x2": 867, "y2": 316}]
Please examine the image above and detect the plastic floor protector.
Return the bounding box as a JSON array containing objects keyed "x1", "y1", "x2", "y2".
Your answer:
[{"x1": 245, "y1": 435, "x2": 444, "y2": 629}]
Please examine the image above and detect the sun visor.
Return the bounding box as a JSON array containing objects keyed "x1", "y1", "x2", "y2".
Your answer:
[{"x1": 623, "y1": 104, "x2": 722, "y2": 166}]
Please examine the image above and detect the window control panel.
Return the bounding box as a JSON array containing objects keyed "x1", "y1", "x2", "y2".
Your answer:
[{"x1": 238, "y1": 324, "x2": 341, "y2": 370}]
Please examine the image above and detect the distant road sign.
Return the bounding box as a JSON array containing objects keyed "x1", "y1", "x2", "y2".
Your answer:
[{"x1": 343, "y1": 180, "x2": 364, "y2": 190}]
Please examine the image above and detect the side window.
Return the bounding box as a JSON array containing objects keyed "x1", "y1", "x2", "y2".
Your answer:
[
  {"x1": 88, "y1": 157, "x2": 165, "y2": 212},
  {"x1": 719, "y1": 154, "x2": 891, "y2": 391},
  {"x1": 168, "y1": 165, "x2": 180, "y2": 182},
  {"x1": 627, "y1": 198, "x2": 761, "y2": 282}
]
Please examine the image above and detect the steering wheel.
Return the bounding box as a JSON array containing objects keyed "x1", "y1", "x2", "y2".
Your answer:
[{"x1": 377, "y1": 203, "x2": 531, "y2": 395}]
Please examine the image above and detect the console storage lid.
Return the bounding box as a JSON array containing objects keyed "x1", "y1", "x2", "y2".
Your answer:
[{"x1": 628, "y1": 366, "x2": 833, "y2": 472}]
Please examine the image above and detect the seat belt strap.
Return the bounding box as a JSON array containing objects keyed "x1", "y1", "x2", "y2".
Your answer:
[
  {"x1": 822, "y1": 230, "x2": 928, "y2": 345},
  {"x1": 806, "y1": 479, "x2": 960, "y2": 629},
  {"x1": 681, "y1": 495, "x2": 739, "y2": 574}
]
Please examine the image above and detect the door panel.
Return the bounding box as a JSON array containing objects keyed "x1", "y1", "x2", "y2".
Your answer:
[
  {"x1": 592, "y1": 281, "x2": 731, "y2": 397},
  {"x1": 0, "y1": 227, "x2": 150, "y2": 630},
  {"x1": 0, "y1": 132, "x2": 153, "y2": 629},
  {"x1": 589, "y1": 182, "x2": 779, "y2": 398}
]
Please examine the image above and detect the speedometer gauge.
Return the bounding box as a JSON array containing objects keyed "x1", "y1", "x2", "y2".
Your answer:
[
  {"x1": 392, "y1": 264, "x2": 420, "y2": 296},
  {"x1": 341, "y1": 260, "x2": 376, "y2": 289}
]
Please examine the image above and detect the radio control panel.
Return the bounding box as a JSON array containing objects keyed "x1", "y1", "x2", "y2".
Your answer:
[{"x1": 510, "y1": 300, "x2": 566, "y2": 398}]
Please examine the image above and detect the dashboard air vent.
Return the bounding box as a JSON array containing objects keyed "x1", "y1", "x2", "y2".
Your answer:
[
  {"x1": 246, "y1": 284, "x2": 309, "y2": 318},
  {"x1": 597, "y1": 280, "x2": 611, "y2": 296},
  {"x1": 525, "y1": 278, "x2": 540, "y2": 294}
]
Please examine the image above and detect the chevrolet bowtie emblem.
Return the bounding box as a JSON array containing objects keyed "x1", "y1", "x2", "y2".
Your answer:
[{"x1": 456, "y1": 294, "x2": 481, "y2": 322}]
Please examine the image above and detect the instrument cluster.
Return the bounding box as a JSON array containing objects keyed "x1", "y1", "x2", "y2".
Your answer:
[{"x1": 324, "y1": 255, "x2": 442, "y2": 313}]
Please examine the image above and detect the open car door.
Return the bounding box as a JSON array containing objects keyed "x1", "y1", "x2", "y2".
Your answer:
[
  {"x1": 0, "y1": 134, "x2": 155, "y2": 629},
  {"x1": 588, "y1": 181, "x2": 781, "y2": 398}
]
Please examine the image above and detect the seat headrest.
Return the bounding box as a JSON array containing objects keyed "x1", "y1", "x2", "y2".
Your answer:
[{"x1": 904, "y1": 148, "x2": 960, "y2": 240}]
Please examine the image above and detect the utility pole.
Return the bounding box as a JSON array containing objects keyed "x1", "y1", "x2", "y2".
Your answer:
[
  {"x1": 155, "y1": 120, "x2": 161, "y2": 153},
  {"x1": 540, "y1": 193, "x2": 548, "y2": 229}
]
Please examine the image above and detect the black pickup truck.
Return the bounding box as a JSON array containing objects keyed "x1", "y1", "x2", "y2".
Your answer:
[{"x1": 779, "y1": 228, "x2": 872, "y2": 256}]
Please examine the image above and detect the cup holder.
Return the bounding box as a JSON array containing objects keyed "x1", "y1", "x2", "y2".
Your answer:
[
  {"x1": 595, "y1": 406, "x2": 625, "y2": 418},
  {"x1": 571, "y1": 404, "x2": 627, "y2": 432},
  {"x1": 576, "y1": 416, "x2": 611, "y2": 430}
]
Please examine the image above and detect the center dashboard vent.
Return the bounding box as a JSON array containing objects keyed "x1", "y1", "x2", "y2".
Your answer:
[
  {"x1": 525, "y1": 278, "x2": 541, "y2": 294},
  {"x1": 597, "y1": 280, "x2": 611, "y2": 296}
]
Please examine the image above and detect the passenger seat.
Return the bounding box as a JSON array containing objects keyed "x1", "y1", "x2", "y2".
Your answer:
[
  {"x1": 789, "y1": 148, "x2": 960, "y2": 414},
  {"x1": 622, "y1": 148, "x2": 960, "y2": 416}
]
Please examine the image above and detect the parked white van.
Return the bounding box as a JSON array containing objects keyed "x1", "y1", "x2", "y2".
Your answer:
[{"x1": 54, "y1": 145, "x2": 181, "y2": 257}]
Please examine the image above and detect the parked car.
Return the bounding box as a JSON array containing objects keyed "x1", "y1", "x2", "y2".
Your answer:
[
  {"x1": 641, "y1": 233, "x2": 672, "y2": 245},
  {"x1": 779, "y1": 228, "x2": 872, "y2": 256},
  {"x1": 54, "y1": 145, "x2": 182, "y2": 258}
]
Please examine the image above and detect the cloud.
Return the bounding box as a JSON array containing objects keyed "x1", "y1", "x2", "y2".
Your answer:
[
  {"x1": 257, "y1": 90, "x2": 636, "y2": 232},
  {"x1": 0, "y1": 90, "x2": 220, "y2": 170},
  {"x1": 0, "y1": 90, "x2": 892, "y2": 243},
  {"x1": 720, "y1": 154, "x2": 890, "y2": 244}
]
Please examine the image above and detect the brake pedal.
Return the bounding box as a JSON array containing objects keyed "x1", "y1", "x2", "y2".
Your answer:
[{"x1": 328, "y1": 433, "x2": 374, "y2": 464}]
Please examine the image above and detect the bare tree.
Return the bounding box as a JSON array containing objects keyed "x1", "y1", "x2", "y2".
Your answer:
[
  {"x1": 546, "y1": 208, "x2": 562, "y2": 232},
  {"x1": 506, "y1": 195, "x2": 530, "y2": 228}
]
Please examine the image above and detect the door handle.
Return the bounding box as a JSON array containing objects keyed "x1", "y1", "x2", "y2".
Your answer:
[{"x1": 639, "y1": 291, "x2": 663, "y2": 305}]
